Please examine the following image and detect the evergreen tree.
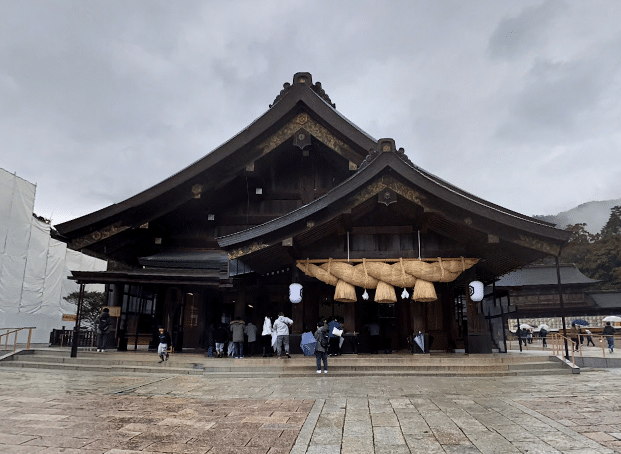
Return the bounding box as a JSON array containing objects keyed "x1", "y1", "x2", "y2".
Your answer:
[
  {"x1": 600, "y1": 205, "x2": 621, "y2": 239},
  {"x1": 63, "y1": 291, "x2": 107, "y2": 330}
]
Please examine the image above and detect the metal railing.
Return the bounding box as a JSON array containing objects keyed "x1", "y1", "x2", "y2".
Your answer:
[{"x1": 0, "y1": 327, "x2": 36, "y2": 352}]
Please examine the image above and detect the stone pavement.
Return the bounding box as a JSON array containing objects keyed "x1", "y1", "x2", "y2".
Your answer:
[{"x1": 1, "y1": 363, "x2": 621, "y2": 453}]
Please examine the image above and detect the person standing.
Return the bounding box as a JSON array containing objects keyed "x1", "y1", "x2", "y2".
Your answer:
[
  {"x1": 539, "y1": 327, "x2": 548, "y2": 348},
  {"x1": 95, "y1": 308, "x2": 112, "y2": 352},
  {"x1": 230, "y1": 317, "x2": 247, "y2": 358},
  {"x1": 367, "y1": 320, "x2": 380, "y2": 354},
  {"x1": 327, "y1": 316, "x2": 341, "y2": 356},
  {"x1": 214, "y1": 323, "x2": 229, "y2": 358},
  {"x1": 585, "y1": 329, "x2": 596, "y2": 347},
  {"x1": 157, "y1": 327, "x2": 171, "y2": 363},
  {"x1": 603, "y1": 322, "x2": 615, "y2": 353},
  {"x1": 246, "y1": 321, "x2": 258, "y2": 357},
  {"x1": 570, "y1": 323, "x2": 580, "y2": 352},
  {"x1": 261, "y1": 316, "x2": 273, "y2": 357},
  {"x1": 273, "y1": 312, "x2": 293, "y2": 358},
  {"x1": 314, "y1": 318, "x2": 329, "y2": 374}
]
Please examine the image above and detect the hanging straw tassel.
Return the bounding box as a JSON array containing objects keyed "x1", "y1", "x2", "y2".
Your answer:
[
  {"x1": 400, "y1": 258, "x2": 410, "y2": 299},
  {"x1": 375, "y1": 281, "x2": 397, "y2": 304},
  {"x1": 334, "y1": 280, "x2": 357, "y2": 303},
  {"x1": 412, "y1": 279, "x2": 438, "y2": 302},
  {"x1": 362, "y1": 258, "x2": 370, "y2": 300}
]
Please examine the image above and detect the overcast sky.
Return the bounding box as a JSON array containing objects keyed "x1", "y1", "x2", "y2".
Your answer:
[{"x1": 1, "y1": 1, "x2": 620, "y2": 227}]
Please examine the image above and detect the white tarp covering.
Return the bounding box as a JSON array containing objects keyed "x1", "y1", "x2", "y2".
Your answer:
[{"x1": 0, "y1": 168, "x2": 107, "y2": 343}]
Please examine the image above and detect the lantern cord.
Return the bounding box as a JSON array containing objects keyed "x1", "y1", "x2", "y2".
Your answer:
[
  {"x1": 347, "y1": 231, "x2": 350, "y2": 264},
  {"x1": 417, "y1": 230, "x2": 421, "y2": 260},
  {"x1": 363, "y1": 258, "x2": 368, "y2": 288},
  {"x1": 439, "y1": 257, "x2": 444, "y2": 279}
]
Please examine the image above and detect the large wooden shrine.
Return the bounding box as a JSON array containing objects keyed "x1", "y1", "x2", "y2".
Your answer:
[{"x1": 56, "y1": 72, "x2": 571, "y2": 353}]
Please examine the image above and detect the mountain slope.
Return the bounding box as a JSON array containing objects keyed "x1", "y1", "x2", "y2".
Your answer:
[{"x1": 534, "y1": 198, "x2": 621, "y2": 235}]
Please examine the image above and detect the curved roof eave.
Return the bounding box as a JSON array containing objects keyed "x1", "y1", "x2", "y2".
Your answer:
[
  {"x1": 56, "y1": 79, "x2": 378, "y2": 237},
  {"x1": 216, "y1": 150, "x2": 570, "y2": 249}
]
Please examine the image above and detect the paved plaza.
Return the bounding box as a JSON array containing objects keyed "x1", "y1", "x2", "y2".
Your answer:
[{"x1": 1, "y1": 359, "x2": 621, "y2": 453}]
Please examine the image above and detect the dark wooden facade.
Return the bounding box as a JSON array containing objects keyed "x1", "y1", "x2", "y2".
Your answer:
[{"x1": 57, "y1": 73, "x2": 571, "y2": 353}]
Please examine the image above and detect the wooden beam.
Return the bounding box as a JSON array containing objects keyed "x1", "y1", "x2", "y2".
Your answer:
[{"x1": 350, "y1": 226, "x2": 414, "y2": 235}]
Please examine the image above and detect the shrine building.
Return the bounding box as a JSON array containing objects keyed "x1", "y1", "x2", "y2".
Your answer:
[{"x1": 55, "y1": 72, "x2": 571, "y2": 354}]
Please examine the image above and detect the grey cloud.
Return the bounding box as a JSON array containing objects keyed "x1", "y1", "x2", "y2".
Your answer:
[
  {"x1": 495, "y1": 36, "x2": 621, "y2": 144},
  {"x1": 488, "y1": 0, "x2": 565, "y2": 60}
]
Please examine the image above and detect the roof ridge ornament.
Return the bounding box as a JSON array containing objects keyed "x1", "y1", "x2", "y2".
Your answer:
[
  {"x1": 270, "y1": 72, "x2": 336, "y2": 108},
  {"x1": 358, "y1": 139, "x2": 414, "y2": 170}
]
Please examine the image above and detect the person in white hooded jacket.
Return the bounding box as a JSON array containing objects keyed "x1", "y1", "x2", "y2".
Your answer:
[
  {"x1": 261, "y1": 316, "x2": 274, "y2": 357},
  {"x1": 273, "y1": 312, "x2": 293, "y2": 358}
]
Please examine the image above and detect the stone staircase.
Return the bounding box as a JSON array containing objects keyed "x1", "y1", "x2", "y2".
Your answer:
[{"x1": 0, "y1": 348, "x2": 574, "y2": 377}]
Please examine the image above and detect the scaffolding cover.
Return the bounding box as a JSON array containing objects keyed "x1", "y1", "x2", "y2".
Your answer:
[{"x1": 0, "y1": 168, "x2": 107, "y2": 342}]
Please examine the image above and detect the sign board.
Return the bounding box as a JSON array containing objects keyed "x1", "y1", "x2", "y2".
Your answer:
[
  {"x1": 103, "y1": 306, "x2": 121, "y2": 317},
  {"x1": 62, "y1": 314, "x2": 77, "y2": 322}
]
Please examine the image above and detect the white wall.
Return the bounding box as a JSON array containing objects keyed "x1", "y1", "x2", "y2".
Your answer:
[{"x1": 0, "y1": 168, "x2": 106, "y2": 343}]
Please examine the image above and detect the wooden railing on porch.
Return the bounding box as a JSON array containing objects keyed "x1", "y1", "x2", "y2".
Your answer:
[
  {"x1": 550, "y1": 332, "x2": 578, "y2": 367},
  {"x1": 0, "y1": 327, "x2": 35, "y2": 352}
]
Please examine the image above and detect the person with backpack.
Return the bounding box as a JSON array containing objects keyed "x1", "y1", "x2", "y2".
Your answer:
[
  {"x1": 95, "y1": 308, "x2": 112, "y2": 352},
  {"x1": 314, "y1": 318, "x2": 329, "y2": 374}
]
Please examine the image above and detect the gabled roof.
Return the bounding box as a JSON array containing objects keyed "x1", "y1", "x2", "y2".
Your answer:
[
  {"x1": 217, "y1": 142, "x2": 569, "y2": 249},
  {"x1": 216, "y1": 142, "x2": 571, "y2": 276},
  {"x1": 56, "y1": 72, "x2": 377, "y2": 240},
  {"x1": 495, "y1": 264, "x2": 599, "y2": 287}
]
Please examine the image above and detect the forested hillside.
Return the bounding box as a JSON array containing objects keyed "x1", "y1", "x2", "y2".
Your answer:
[{"x1": 560, "y1": 205, "x2": 621, "y2": 290}]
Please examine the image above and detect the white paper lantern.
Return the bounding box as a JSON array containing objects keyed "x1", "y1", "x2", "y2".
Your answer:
[
  {"x1": 289, "y1": 283, "x2": 303, "y2": 303},
  {"x1": 469, "y1": 281, "x2": 484, "y2": 301}
]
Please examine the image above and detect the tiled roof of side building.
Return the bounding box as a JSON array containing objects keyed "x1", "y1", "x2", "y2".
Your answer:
[{"x1": 495, "y1": 264, "x2": 599, "y2": 287}]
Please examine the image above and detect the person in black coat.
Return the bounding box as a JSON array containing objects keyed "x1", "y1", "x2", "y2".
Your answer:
[
  {"x1": 95, "y1": 308, "x2": 112, "y2": 352},
  {"x1": 157, "y1": 327, "x2": 171, "y2": 363},
  {"x1": 603, "y1": 322, "x2": 615, "y2": 353},
  {"x1": 214, "y1": 324, "x2": 229, "y2": 358},
  {"x1": 314, "y1": 319, "x2": 329, "y2": 374}
]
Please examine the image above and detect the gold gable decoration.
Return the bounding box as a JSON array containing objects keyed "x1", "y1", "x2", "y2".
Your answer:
[{"x1": 296, "y1": 257, "x2": 478, "y2": 304}]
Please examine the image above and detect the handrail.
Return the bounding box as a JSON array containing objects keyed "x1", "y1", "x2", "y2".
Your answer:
[
  {"x1": 1, "y1": 327, "x2": 36, "y2": 352},
  {"x1": 550, "y1": 332, "x2": 578, "y2": 367},
  {"x1": 595, "y1": 334, "x2": 615, "y2": 358}
]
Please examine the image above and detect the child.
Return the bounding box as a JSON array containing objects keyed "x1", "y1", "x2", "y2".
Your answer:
[{"x1": 157, "y1": 327, "x2": 171, "y2": 363}]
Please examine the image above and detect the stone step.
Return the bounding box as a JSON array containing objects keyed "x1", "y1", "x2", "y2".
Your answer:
[
  {"x1": 0, "y1": 351, "x2": 571, "y2": 376},
  {"x1": 0, "y1": 359, "x2": 570, "y2": 377},
  {"x1": 6, "y1": 351, "x2": 560, "y2": 370},
  {"x1": 8, "y1": 353, "x2": 559, "y2": 366},
  {"x1": 24, "y1": 348, "x2": 558, "y2": 363}
]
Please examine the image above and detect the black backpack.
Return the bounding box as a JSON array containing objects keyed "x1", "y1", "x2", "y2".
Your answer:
[{"x1": 319, "y1": 329, "x2": 329, "y2": 349}]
